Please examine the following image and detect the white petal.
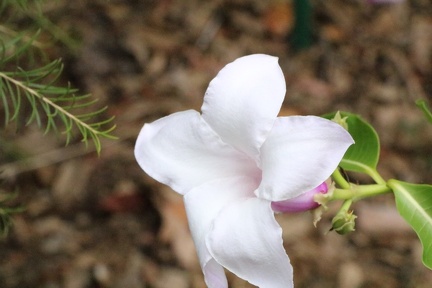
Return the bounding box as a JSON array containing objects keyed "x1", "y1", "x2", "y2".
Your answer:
[
  {"x1": 134, "y1": 110, "x2": 258, "y2": 195},
  {"x1": 201, "y1": 54, "x2": 286, "y2": 160},
  {"x1": 207, "y1": 198, "x2": 293, "y2": 288},
  {"x1": 184, "y1": 176, "x2": 258, "y2": 288},
  {"x1": 257, "y1": 116, "x2": 354, "y2": 201}
]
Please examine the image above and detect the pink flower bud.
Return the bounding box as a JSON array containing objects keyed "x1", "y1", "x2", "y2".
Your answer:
[{"x1": 271, "y1": 182, "x2": 328, "y2": 213}]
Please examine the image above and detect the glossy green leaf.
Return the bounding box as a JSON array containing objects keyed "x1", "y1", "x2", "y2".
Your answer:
[
  {"x1": 388, "y1": 179, "x2": 432, "y2": 269},
  {"x1": 324, "y1": 112, "x2": 382, "y2": 182}
]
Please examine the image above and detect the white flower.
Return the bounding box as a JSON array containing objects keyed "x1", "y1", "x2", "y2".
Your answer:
[{"x1": 135, "y1": 54, "x2": 354, "y2": 288}]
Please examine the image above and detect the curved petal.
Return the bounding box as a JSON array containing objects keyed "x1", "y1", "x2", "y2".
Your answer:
[
  {"x1": 184, "y1": 176, "x2": 258, "y2": 288},
  {"x1": 201, "y1": 54, "x2": 286, "y2": 160},
  {"x1": 207, "y1": 198, "x2": 293, "y2": 288},
  {"x1": 257, "y1": 116, "x2": 354, "y2": 201},
  {"x1": 134, "y1": 110, "x2": 258, "y2": 195}
]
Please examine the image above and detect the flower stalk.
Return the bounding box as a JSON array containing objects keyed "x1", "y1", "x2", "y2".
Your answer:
[
  {"x1": 332, "y1": 183, "x2": 392, "y2": 202},
  {"x1": 325, "y1": 166, "x2": 392, "y2": 235}
]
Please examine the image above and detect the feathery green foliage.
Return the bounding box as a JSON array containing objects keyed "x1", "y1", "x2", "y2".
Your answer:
[
  {"x1": 0, "y1": 0, "x2": 117, "y2": 154},
  {"x1": 0, "y1": 189, "x2": 24, "y2": 237},
  {"x1": 0, "y1": 59, "x2": 117, "y2": 153},
  {"x1": 416, "y1": 99, "x2": 432, "y2": 124},
  {"x1": 0, "y1": 0, "x2": 117, "y2": 236}
]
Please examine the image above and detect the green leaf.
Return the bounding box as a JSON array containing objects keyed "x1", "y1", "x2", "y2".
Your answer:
[
  {"x1": 324, "y1": 112, "x2": 383, "y2": 183},
  {"x1": 388, "y1": 179, "x2": 432, "y2": 269}
]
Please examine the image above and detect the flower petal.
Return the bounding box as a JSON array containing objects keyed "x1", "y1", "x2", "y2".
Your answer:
[
  {"x1": 134, "y1": 110, "x2": 257, "y2": 195},
  {"x1": 201, "y1": 54, "x2": 286, "y2": 160},
  {"x1": 184, "y1": 176, "x2": 258, "y2": 288},
  {"x1": 207, "y1": 197, "x2": 293, "y2": 288},
  {"x1": 257, "y1": 116, "x2": 354, "y2": 201}
]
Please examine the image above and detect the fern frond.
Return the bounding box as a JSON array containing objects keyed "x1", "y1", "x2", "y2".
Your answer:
[{"x1": 0, "y1": 60, "x2": 117, "y2": 154}]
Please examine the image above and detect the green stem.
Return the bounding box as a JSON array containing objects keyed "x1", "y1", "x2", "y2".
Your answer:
[
  {"x1": 339, "y1": 199, "x2": 353, "y2": 213},
  {"x1": 366, "y1": 167, "x2": 386, "y2": 185},
  {"x1": 331, "y1": 168, "x2": 350, "y2": 189},
  {"x1": 332, "y1": 184, "x2": 391, "y2": 201},
  {"x1": 337, "y1": 160, "x2": 387, "y2": 185}
]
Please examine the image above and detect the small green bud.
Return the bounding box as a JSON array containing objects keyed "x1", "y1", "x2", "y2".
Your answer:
[
  {"x1": 331, "y1": 210, "x2": 357, "y2": 235},
  {"x1": 331, "y1": 111, "x2": 349, "y2": 131}
]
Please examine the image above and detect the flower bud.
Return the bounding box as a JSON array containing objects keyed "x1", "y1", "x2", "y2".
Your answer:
[
  {"x1": 331, "y1": 210, "x2": 357, "y2": 235},
  {"x1": 271, "y1": 182, "x2": 328, "y2": 213}
]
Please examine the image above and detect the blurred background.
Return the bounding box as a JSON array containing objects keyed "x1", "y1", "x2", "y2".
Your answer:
[{"x1": 1, "y1": 0, "x2": 432, "y2": 287}]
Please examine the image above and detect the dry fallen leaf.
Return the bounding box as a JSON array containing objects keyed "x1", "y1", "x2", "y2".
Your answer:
[{"x1": 263, "y1": 2, "x2": 294, "y2": 38}]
